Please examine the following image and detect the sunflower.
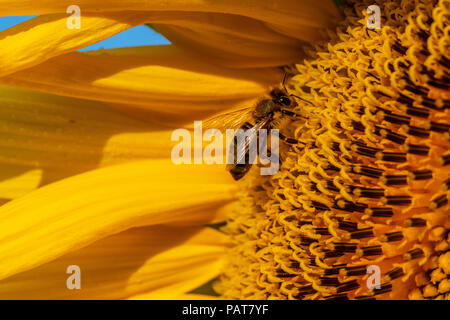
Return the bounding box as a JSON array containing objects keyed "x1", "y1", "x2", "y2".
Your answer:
[{"x1": 0, "y1": 0, "x2": 448, "y2": 300}]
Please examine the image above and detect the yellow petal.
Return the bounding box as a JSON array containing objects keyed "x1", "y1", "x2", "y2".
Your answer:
[
  {"x1": 130, "y1": 291, "x2": 221, "y2": 300},
  {"x1": 1, "y1": 46, "x2": 281, "y2": 107},
  {"x1": 162, "y1": 201, "x2": 237, "y2": 228},
  {"x1": 0, "y1": 12, "x2": 149, "y2": 77},
  {"x1": 1, "y1": 1, "x2": 340, "y2": 34},
  {"x1": 144, "y1": 11, "x2": 307, "y2": 67},
  {"x1": 0, "y1": 165, "x2": 42, "y2": 199},
  {"x1": 135, "y1": 11, "x2": 307, "y2": 68},
  {"x1": 0, "y1": 225, "x2": 229, "y2": 299},
  {"x1": 0, "y1": 85, "x2": 191, "y2": 197},
  {"x1": 265, "y1": 21, "x2": 333, "y2": 42},
  {"x1": 1, "y1": 1, "x2": 340, "y2": 74},
  {"x1": 103, "y1": 97, "x2": 259, "y2": 128},
  {"x1": 153, "y1": 24, "x2": 303, "y2": 68},
  {"x1": 0, "y1": 159, "x2": 236, "y2": 281}
]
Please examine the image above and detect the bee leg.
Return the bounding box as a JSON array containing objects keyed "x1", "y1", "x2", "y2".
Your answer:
[
  {"x1": 366, "y1": 28, "x2": 377, "y2": 38},
  {"x1": 265, "y1": 147, "x2": 284, "y2": 166},
  {"x1": 279, "y1": 132, "x2": 298, "y2": 145},
  {"x1": 281, "y1": 109, "x2": 308, "y2": 119}
]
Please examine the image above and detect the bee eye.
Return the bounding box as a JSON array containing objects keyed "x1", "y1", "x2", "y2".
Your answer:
[
  {"x1": 270, "y1": 89, "x2": 284, "y2": 99},
  {"x1": 279, "y1": 97, "x2": 291, "y2": 106}
]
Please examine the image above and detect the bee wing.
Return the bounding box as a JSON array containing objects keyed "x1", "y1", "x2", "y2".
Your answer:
[
  {"x1": 227, "y1": 118, "x2": 270, "y2": 170},
  {"x1": 203, "y1": 107, "x2": 254, "y2": 132}
]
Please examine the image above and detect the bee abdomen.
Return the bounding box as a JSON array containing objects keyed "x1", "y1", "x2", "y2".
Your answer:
[
  {"x1": 230, "y1": 163, "x2": 252, "y2": 181},
  {"x1": 229, "y1": 122, "x2": 254, "y2": 181}
]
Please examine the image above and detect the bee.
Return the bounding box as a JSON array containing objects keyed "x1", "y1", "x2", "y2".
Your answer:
[{"x1": 204, "y1": 74, "x2": 312, "y2": 180}]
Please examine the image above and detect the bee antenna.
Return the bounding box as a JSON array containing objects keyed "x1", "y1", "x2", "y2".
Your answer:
[
  {"x1": 282, "y1": 72, "x2": 288, "y2": 92},
  {"x1": 290, "y1": 94, "x2": 314, "y2": 105},
  {"x1": 282, "y1": 72, "x2": 314, "y2": 105}
]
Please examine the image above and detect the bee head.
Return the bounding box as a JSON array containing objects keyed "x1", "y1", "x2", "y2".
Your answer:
[{"x1": 270, "y1": 89, "x2": 293, "y2": 107}]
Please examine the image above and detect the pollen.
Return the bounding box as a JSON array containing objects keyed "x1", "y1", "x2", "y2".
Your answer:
[{"x1": 218, "y1": 0, "x2": 450, "y2": 300}]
